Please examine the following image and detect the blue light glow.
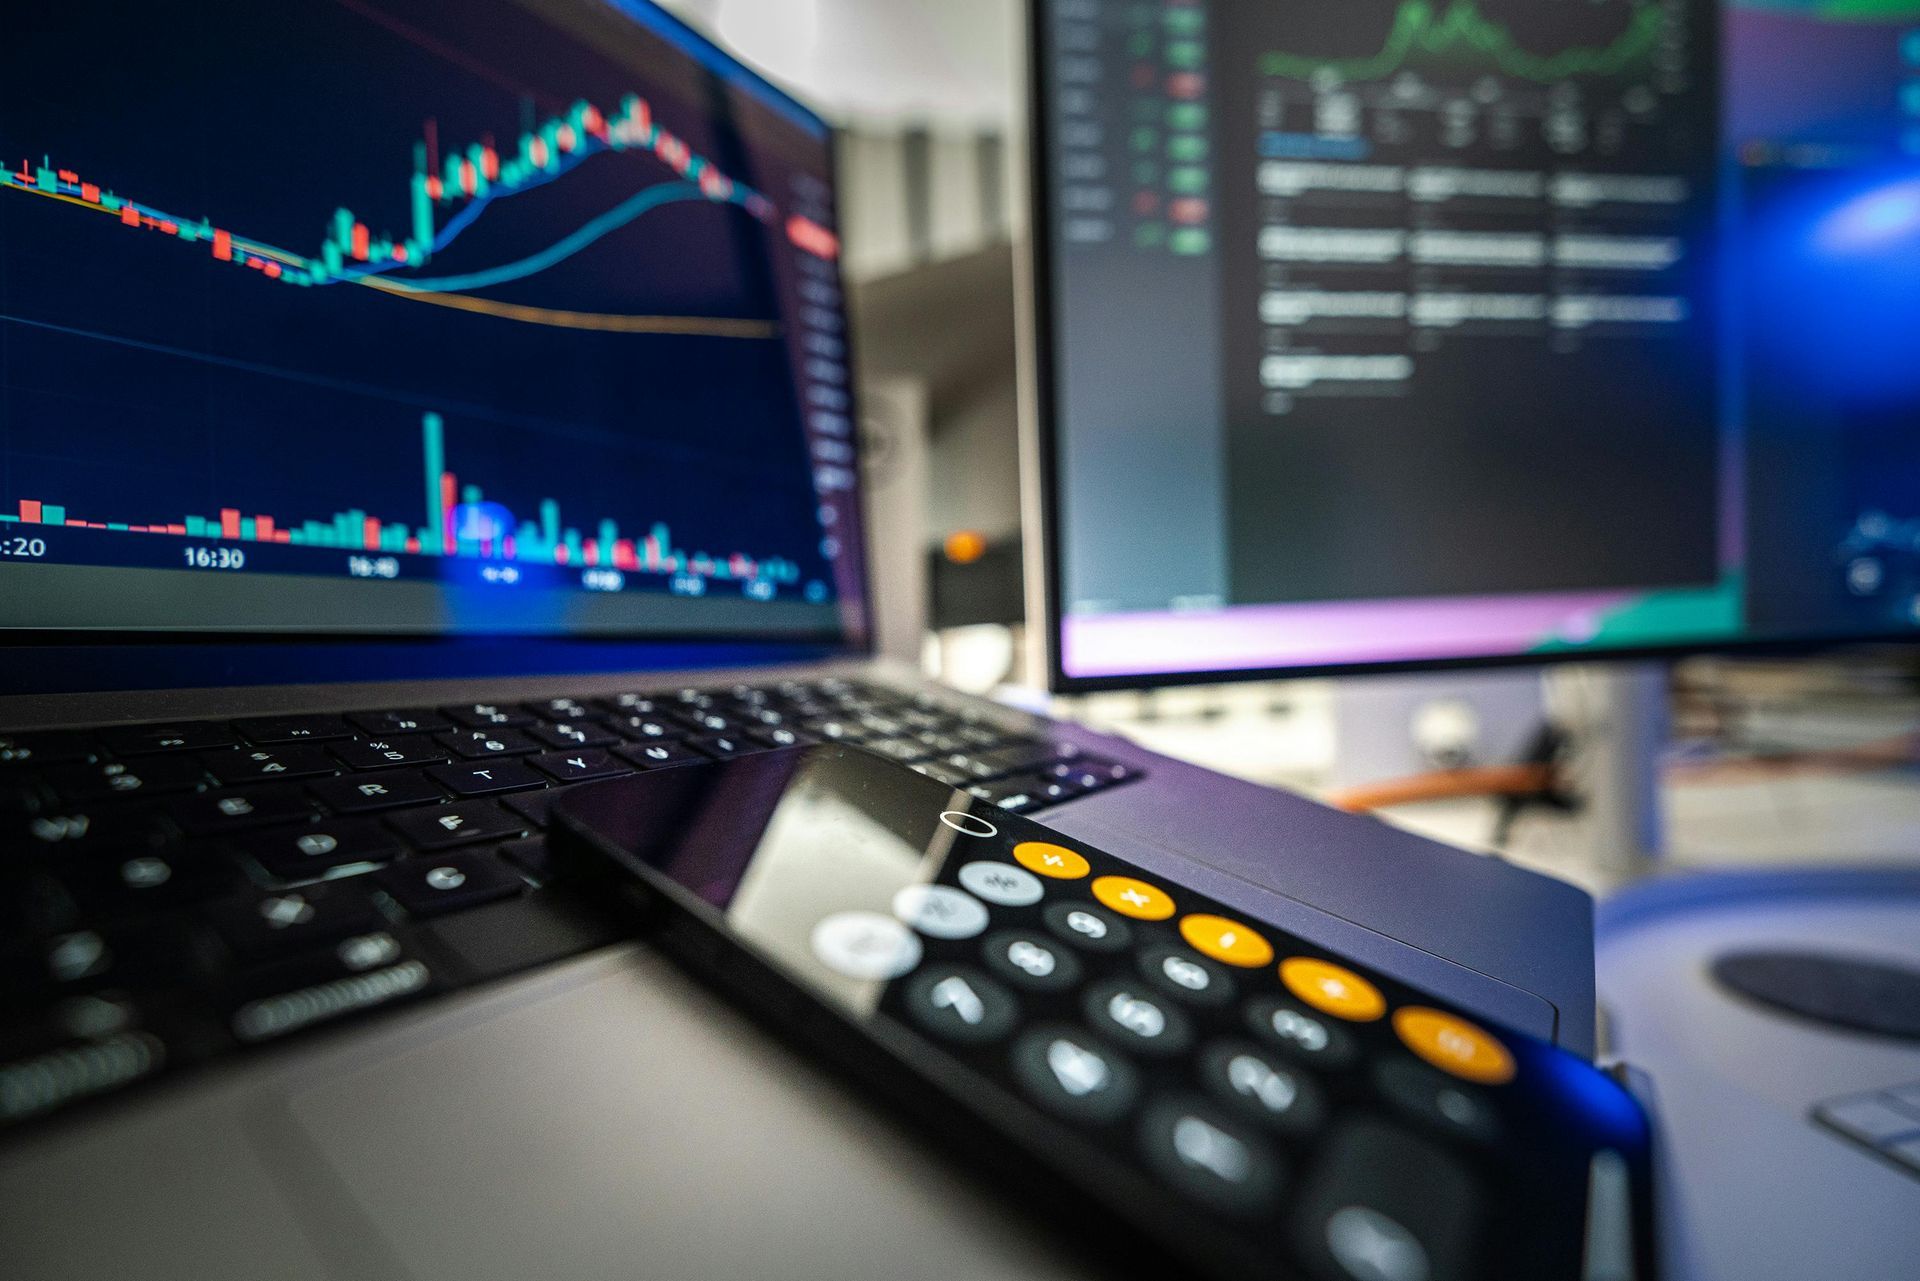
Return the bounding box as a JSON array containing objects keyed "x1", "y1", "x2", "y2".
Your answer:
[{"x1": 1818, "y1": 176, "x2": 1920, "y2": 251}]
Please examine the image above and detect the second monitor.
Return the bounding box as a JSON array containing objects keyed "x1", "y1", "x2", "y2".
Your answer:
[{"x1": 1029, "y1": 0, "x2": 1749, "y2": 685}]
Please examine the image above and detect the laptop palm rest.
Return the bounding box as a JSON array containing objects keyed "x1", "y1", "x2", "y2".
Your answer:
[{"x1": 267, "y1": 947, "x2": 1093, "y2": 1281}]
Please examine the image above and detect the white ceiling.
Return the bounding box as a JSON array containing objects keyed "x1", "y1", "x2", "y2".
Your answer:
[{"x1": 659, "y1": 0, "x2": 1021, "y2": 128}]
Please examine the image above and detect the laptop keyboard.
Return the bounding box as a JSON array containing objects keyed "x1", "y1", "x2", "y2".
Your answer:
[{"x1": 0, "y1": 678, "x2": 1138, "y2": 1131}]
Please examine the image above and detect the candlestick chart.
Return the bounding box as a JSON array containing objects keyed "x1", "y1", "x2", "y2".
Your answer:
[{"x1": 0, "y1": 0, "x2": 854, "y2": 631}]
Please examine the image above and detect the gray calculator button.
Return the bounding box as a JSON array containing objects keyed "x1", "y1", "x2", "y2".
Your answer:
[
  {"x1": 892, "y1": 884, "x2": 990, "y2": 939},
  {"x1": 811, "y1": 911, "x2": 922, "y2": 981},
  {"x1": 958, "y1": 861, "x2": 1043, "y2": 907}
]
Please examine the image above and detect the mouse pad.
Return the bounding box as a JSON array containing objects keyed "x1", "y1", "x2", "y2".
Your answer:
[{"x1": 268, "y1": 947, "x2": 1094, "y2": 1281}]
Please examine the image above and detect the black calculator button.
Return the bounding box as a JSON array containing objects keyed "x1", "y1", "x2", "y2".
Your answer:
[
  {"x1": 1011, "y1": 1026, "x2": 1138, "y2": 1124},
  {"x1": 1138, "y1": 945, "x2": 1236, "y2": 1007},
  {"x1": 1139, "y1": 1097, "x2": 1282, "y2": 1218},
  {"x1": 1373, "y1": 1059, "x2": 1500, "y2": 1147},
  {"x1": 982, "y1": 930, "x2": 1081, "y2": 994},
  {"x1": 903, "y1": 967, "x2": 1018, "y2": 1044},
  {"x1": 1042, "y1": 900, "x2": 1132, "y2": 953},
  {"x1": 1292, "y1": 1119, "x2": 1477, "y2": 1281},
  {"x1": 1247, "y1": 997, "x2": 1357, "y2": 1071},
  {"x1": 1084, "y1": 979, "x2": 1192, "y2": 1057},
  {"x1": 1201, "y1": 1042, "x2": 1325, "y2": 1139}
]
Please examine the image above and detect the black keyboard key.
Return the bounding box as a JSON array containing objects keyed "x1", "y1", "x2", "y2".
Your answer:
[
  {"x1": 803, "y1": 719, "x2": 871, "y2": 744},
  {"x1": 308, "y1": 769, "x2": 445, "y2": 814},
  {"x1": 527, "y1": 721, "x2": 619, "y2": 750},
  {"x1": 616, "y1": 741, "x2": 697, "y2": 770},
  {"x1": 435, "y1": 728, "x2": 540, "y2": 759},
  {"x1": 529, "y1": 750, "x2": 633, "y2": 784},
  {"x1": 595, "y1": 693, "x2": 670, "y2": 716},
  {"x1": 1373, "y1": 1059, "x2": 1500, "y2": 1147},
  {"x1": 167, "y1": 786, "x2": 316, "y2": 836},
  {"x1": 348, "y1": 708, "x2": 452, "y2": 736},
  {"x1": 0, "y1": 732, "x2": 93, "y2": 769},
  {"x1": 973, "y1": 740, "x2": 1081, "y2": 778},
  {"x1": 385, "y1": 801, "x2": 524, "y2": 851},
  {"x1": 1291, "y1": 1120, "x2": 1478, "y2": 1281},
  {"x1": 443, "y1": 702, "x2": 534, "y2": 729},
  {"x1": 497, "y1": 836, "x2": 553, "y2": 879},
  {"x1": 8, "y1": 806, "x2": 172, "y2": 860},
  {"x1": 427, "y1": 759, "x2": 545, "y2": 797},
  {"x1": 746, "y1": 726, "x2": 814, "y2": 750},
  {"x1": 232, "y1": 715, "x2": 354, "y2": 744},
  {"x1": 1048, "y1": 757, "x2": 1139, "y2": 791},
  {"x1": 610, "y1": 715, "x2": 685, "y2": 743},
  {"x1": 97, "y1": 722, "x2": 238, "y2": 756},
  {"x1": 966, "y1": 775, "x2": 1045, "y2": 814},
  {"x1": 237, "y1": 819, "x2": 404, "y2": 879},
  {"x1": 375, "y1": 850, "x2": 524, "y2": 918},
  {"x1": 1138, "y1": 1097, "x2": 1281, "y2": 1217},
  {"x1": 74, "y1": 846, "x2": 243, "y2": 913},
  {"x1": 207, "y1": 881, "x2": 386, "y2": 961},
  {"x1": 501, "y1": 786, "x2": 584, "y2": 829},
  {"x1": 910, "y1": 759, "x2": 975, "y2": 788},
  {"x1": 688, "y1": 733, "x2": 764, "y2": 761},
  {"x1": 523, "y1": 698, "x2": 601, "y2": 723},
  {"x1": 935, "y1": 751, "x2": 1000, "y2": 781},
  {"x1": 0, "y1": 1030, "x2": 168, "y2": 1127},
  {"x1": 202, "y1": 745, "x2": 338, "y2": 786},
  {"x1": 226, "y1": 932, "x2": 434, "y2": 1044},
  {"x1": 45, "y1": 757, "x2": 207, "y2": 803},
  {"x1": 672, "y1": 709, "x2": 739, "y2": 735},
  {"x1": 865, "y1": 737, "x2": 932, "y2": 764},
  {"x1": 331, "y1": 735, "x2": 447, "y2": 771}
]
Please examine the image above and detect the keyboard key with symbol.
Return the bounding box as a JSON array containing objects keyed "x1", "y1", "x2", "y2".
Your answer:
[
  {"x1": 385, "y1": 801, "x2": 524, "y2": 850},
  {"x1": 375, "y1": 851, "x2": 524, "y2": 917}
]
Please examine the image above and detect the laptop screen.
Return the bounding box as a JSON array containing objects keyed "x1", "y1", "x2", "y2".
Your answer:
[{"x1": 0, "y1": 0, "x2": 866, "y2": 647}]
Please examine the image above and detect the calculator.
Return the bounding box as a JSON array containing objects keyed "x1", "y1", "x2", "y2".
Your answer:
[{"x1": 554, "y1": 744, "x2": 1655, "y2": 1281}]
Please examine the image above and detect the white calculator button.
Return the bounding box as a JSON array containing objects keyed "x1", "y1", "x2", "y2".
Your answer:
[
  {"x1": 958, "y1": 861, "x2": 1044, "y2": 907},
  {"x1": 892, "y1": 884, "x2": 990, "y2": 939},
  {"x1": 811, "y1": 911, "x2": 923, "y2": 980}
]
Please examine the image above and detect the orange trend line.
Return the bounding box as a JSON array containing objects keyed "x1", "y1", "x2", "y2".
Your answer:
[{"x1": 355, "y1": 274, "x2": 779, "y2": 336}]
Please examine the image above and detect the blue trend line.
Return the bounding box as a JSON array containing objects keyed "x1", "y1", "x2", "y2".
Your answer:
[{"x1": 377, "y1": 180, "x2": 738, "y2": 294}]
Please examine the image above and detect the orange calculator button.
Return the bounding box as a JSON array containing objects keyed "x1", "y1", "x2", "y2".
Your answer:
[
  {"x1": 1280, "y1": 957, "x2": 1386, "y2": 1023},
  {"x1": 1393, "y1": 1006, "x2": 1516, "y2": 1085},
  {"x1": 1178, "y1": 914, "x2": 1275, "y2": 968},
  {"x1": 1090, "y1": 875, "x2": 1176, "y2": 921},
  {"x1": 1013, "y1": 841, "x2": 1091, "y2": 880}
]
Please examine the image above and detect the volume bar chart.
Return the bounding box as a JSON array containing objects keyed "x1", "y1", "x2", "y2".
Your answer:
[{"x1": 1, "y1": 413, "x2": 800, "y2": 587}]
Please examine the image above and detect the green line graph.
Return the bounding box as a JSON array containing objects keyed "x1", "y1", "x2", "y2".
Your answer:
[{"x1": 1259, "y1": 0, "x2": 1667, "y2": 83}]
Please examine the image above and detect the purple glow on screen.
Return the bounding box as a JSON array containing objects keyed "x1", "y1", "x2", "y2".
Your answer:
[{"x1": 1061, "y1": 591, "x2": 1637, "y2": 678}]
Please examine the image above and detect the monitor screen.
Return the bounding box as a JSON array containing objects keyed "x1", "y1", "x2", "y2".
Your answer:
[
  {"x1": 0, "y1": 0, "x2": 864, "y2": 644},
  {"x1": 1030, "y1": 0, "x2": 1920, "y2": 687}
]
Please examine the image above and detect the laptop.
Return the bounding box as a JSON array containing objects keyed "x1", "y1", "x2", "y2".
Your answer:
[{"x1": 0, "y1": 2, "x2": 1593, "y2": 1275}]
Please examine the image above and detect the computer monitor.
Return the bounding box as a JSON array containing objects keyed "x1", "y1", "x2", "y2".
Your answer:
[
  {"x1": 1, "y1": 0, "x2": 866, "y2": 672},
  {"x1": 1025, "y1": 0, "x2": 1920, "y2": 690}
]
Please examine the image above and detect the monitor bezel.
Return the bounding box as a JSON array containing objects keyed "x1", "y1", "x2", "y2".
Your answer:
[
  {"x1": 0, "y1": 0, "x2": 875, "y2": 696},
  {"x1": 1019, "y1": 0, "x2": 1915, "y2": 694}
]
